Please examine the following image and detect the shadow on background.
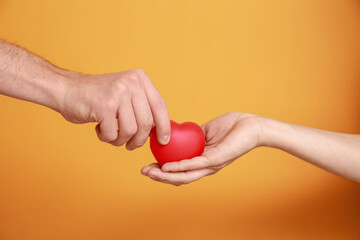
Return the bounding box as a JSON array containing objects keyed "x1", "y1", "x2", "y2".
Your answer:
[
  {"x1": 230, "y1": 180, "x2": 360, "y2": 237},
  {"x1": 354, "y1": 0, "x2": 360, "y2": 132},
  {"x1": 0, "y1": 0, "x2": 7, "y2": 10}
]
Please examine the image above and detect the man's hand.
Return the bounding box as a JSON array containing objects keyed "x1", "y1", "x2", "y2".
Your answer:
[
  {"x1": 61, "y1": 69, "x2": 171, "y2": 150},
  {"x1": 141, "y1": 112, "x2": 263, "y2": 185},
  {"x1": 0, "y1": 41, "x2": 170, "y2": 149}
]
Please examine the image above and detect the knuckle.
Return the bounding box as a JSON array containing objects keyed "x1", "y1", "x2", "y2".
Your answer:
[
  {"x1": 229, "y1": 111, "x2": 240, "y2": 115},
  {"x1": 112, "y1": 81, "x2": 130, "y2": 99},
  {"x1": 131, "y1": 143, "x2": 143, "y2": 149},
  {"x1": 139, "y1": 135, "x2": 149, "y2": 145},
  {"x1": 120, "y1": 72, "x2": 138, "y2": 87},
  {"x1": 128, "y1": 125, "x2": 138, "y2": 136},
  {"x1": 109, "y1": 135, "x2": 118, "y2": 142},
  {"x1": 111, "y1": 138, "x2": 125, "y2": 147},
  {"x1": 143, "y1": 122, "x2": 154, "y2": 132},
  {"x1": 101, "y1": 134, "x2": 117, "y2": 143},
  {"x1": 124, "y1": 71, "x2": 138, "y2": 81},
  {"x1": 226, "y1": 111, "x2": 241, "y2": 119},
  {"x1": 103, "y1": 97, "x2": 118, "y2": 111},
  {"x1": 133, "y1": 68, "x2": 145, "y2": 75},
  {"x1": 129, "y1": 139, "x2": 147, "y2": 149},
  {"x1": 123, "y1": 69, "x2": 145, "y2": 87},
  {"x1": 140, "y1": 116, "x2": 154, "y2": 131},
  {"x1": 122, "y1": 125, "x2": 138, "y2": 138},
  {"x1": 102, "y1": 85, "x2": 127, "y2": 111},
  {"x1": 131, "y1": 77, "x2": 142, "y2": 88},
  {"x1": 125, "y1": 143, "x2": 136, "y2": 151},
  {"x1": 154, "y1": 97, "x2": 167, "y2": 109},
  {"x1": 111, "y1": 142, "x2": 121, "y2": 147},
  {"x1": 114, "y1": 82, "x2": 128, "y2": 95},
  {"x1": 128, "y1": 77, "x2": 142, "y2": 89},
  {"x1": 97, "y1": 135, "x2": 107, "y2": 142}
]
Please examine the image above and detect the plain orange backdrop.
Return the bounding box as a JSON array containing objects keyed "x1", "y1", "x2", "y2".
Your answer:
[{"x1": 0, "y1": 0, "x2": 360, "y2": 239}]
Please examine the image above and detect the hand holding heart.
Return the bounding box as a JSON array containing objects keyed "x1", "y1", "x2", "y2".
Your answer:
[{"x1": 142, "y1": 112, "x2": 263, "y2": 186}]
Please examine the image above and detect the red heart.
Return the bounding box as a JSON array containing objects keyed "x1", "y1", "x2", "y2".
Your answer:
[{"x1": 150, "y1": 120, "x2": 205, "y2": 166}]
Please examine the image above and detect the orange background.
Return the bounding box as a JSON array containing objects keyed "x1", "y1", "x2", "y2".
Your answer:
[{"x1": 0, "y1": 0, "x2": 360, "y2": 239}]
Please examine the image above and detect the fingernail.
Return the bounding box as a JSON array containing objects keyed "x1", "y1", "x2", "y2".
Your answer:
[{"x1": 160, "y1": 135, "x2": 170, "y2": 145}]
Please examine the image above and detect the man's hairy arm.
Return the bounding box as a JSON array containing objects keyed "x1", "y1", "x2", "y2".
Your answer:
[
  {"x1": 0, "y1": 40, "x2": 72, "y2": 112},
  {"x1": 0, "y1": 40, "x2": 171, "y2": 149}
]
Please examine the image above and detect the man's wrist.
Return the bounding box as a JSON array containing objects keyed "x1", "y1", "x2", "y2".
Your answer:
[{"x1": 38, "y1": 67, "x2": 80, "y2": 114}]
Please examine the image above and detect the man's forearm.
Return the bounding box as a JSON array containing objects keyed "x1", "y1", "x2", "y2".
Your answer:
[
  {"x1": 0, "y1": 40, "x2": 73, "y2": 112},
  {"x1": 262, "y1": 117, "x2": 360, "y2": 182}
]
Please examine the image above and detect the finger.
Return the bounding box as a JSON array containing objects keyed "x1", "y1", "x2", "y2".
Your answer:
[
  {"x1": 162, "y1": 155, "x2": 213, "y2": 172},
  {"x1": 126, "y1": 88, "x2": 154, "y2": 150},
  {"x1": 141, "y1": 164, "x2": 173, "y2": 185},
  {"x1": 141, "y1": 163, "x2": 159, "y2": 176},
  {"x1": 142, "y1": 73, "x2": 171, "y2": 145},
  {"x1": 147, "y1": 167, "x2": 214, "y2": 186},
  {"x1": 110, "y1": 96, "x2": 137, "y2": 147},
  {"x1": 95, "y1": 114, "x2": 118, "y2": 142},
  {"x1": 201, "y1": 125, "x2": 205, "y2": 133},
  {"x1": 162, "y1": 133, "x2": 243, "y2": 172}
]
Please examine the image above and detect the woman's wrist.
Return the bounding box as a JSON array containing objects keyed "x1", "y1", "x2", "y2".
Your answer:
[
  {"x1": 235, "y1": 113, "x2": 273, "y2": 149},
  {"x1": 256, "y1": 116, "x2": 292, "y2": 149}
]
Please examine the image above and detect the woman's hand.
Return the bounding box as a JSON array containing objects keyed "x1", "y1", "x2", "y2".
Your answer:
[
  {"x1": 142, "y1": 111, "x2": 360, "y2": 186},
  {"x1": 141, "y1": 112, "x2": 264, "y2": 186}
]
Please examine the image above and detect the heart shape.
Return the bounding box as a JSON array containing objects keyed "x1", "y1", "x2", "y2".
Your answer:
[{"x1": 150, "y1": 120, "x2": 206, "y2": 166}]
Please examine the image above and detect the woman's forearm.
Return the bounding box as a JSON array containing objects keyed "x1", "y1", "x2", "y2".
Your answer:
[
  {"x1": 0, "y1": 40, "x2": 73, "y2": 112},
  {"x1": 261, "y1": 117, "x2": 360, "y2": 182}
]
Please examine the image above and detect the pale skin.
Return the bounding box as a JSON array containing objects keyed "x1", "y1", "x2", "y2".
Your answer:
[
  {"x1": 141, "y1": 112, "x2": 360, "y2": 186},
  {"x1": 0, "y1": 40, "x2": 171, "y2": 149},
  {"x1": 1, "y1": 41, "x2": 359, "y2": 186}
]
